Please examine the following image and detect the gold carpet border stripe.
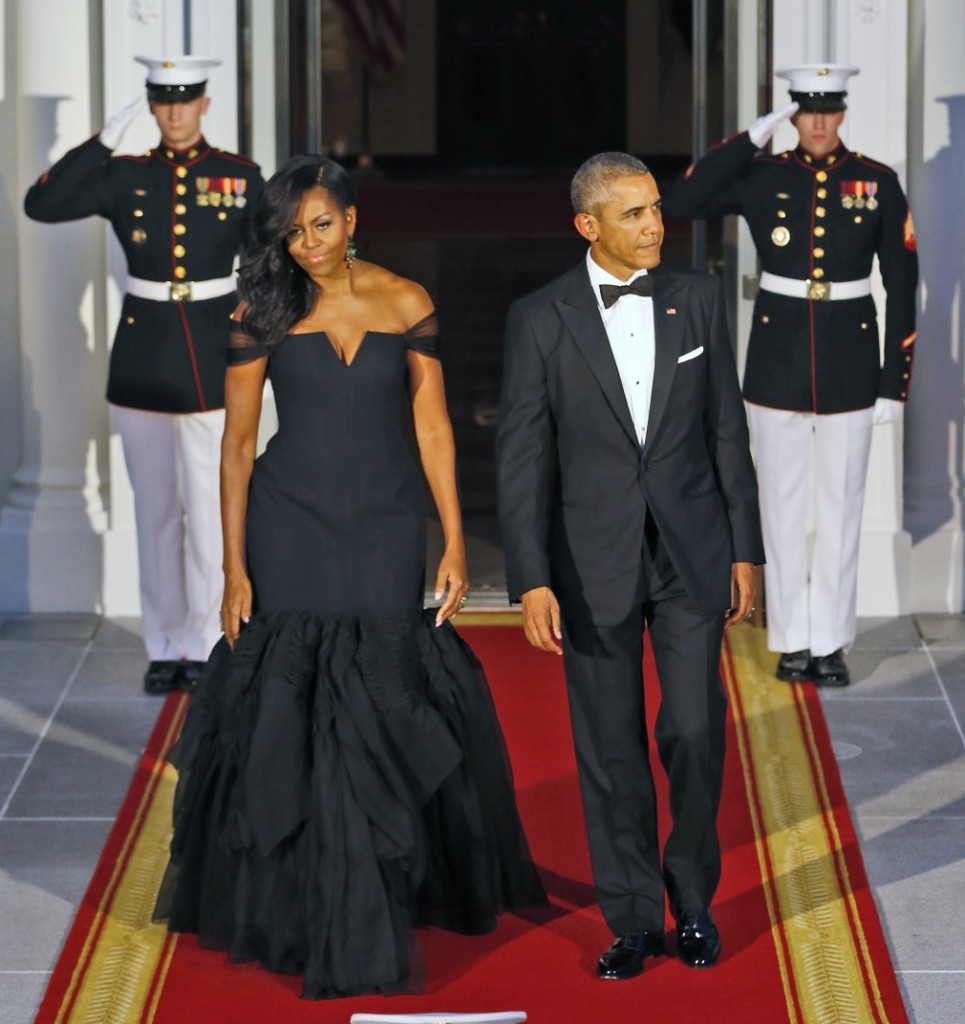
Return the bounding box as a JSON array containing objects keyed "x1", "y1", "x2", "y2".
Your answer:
[
  {"x1": 790, "y1": 684, "x2": 889, "y2": 1024},
  {"x1": 724, "y1": 625, "x2": 892, "y2": 1024},
  {"x1": 54, "y1": 695, "x2": 188, "y2": 1024},
  {"x1": 725, "y1": 635, "x2": 803, "y2": 1024}
]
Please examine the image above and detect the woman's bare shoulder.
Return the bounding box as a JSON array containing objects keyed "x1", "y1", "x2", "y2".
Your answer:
[{"x1": 356, "y1": 263, "x2": 434, "y2": 327}]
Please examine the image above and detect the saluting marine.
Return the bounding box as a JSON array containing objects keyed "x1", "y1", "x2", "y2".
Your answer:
[
  {"x1": 663, "y1": 64, "x2": 918, "y2": 687},
  {"x1": 24, "y1": 55, "x2": 265, "y2": 694}
]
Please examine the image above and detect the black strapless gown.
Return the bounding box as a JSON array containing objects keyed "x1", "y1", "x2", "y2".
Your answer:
[{"x1": 154, "y1": 316, "x2": 546, "y2": 999}]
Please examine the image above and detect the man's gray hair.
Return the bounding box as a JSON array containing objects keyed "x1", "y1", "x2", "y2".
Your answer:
[{"x1": 571, "y1": 152, "x2": 651, "y2": 215}]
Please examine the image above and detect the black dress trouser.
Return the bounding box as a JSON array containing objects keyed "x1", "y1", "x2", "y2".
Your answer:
[{"x1": 561, "y1": 516, "x2": 728, "y2": 936}]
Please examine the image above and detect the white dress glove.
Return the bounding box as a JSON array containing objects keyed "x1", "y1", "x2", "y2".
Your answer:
[
  {"x1": 100, "y1": 94, "x2": 147, "y2": 150},
  {"x1": 748, "y1": 101, "x2": 800, "y2": 148},
  {"x1": 873, "y1": 397, "x2": 904, "y2": 425}
]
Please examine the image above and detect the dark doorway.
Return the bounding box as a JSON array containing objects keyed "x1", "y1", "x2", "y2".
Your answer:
[{"x1": 436, "y1": 1, "x2": 626, "y2": 172}]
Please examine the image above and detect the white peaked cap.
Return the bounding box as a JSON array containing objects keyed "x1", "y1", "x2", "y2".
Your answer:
[
  {"x1": 134, "y1": 55, "x2": 222, "y2": 86},
  {"x1": 775, "y1": 63, "x2": 860, "y2": 95}
]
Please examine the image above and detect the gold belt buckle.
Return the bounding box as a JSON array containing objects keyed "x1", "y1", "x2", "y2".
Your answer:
[
  {"x1": 168, "y1": 281, "x2": 192, "y2": 302},
  {"x1": 806, "y1": 279, "x2": 830, "y2": 301}
]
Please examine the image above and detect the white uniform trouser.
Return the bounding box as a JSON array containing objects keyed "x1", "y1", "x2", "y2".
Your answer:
[
  {"x1": 745, "y1": 403, "x2": 874, "y2": 658},
  {"x1": 110, "y1": 405, "x2": 225, "y2": 662}
]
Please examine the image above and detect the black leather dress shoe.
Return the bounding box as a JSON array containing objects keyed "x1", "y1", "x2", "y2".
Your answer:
[
  {"x1": 596, "y1": 928, "x2": 665, "y2": 980},
  {"x1": 676, "y1": 908, "x2": 721, "y2": 968},
  {"x1": 776, "y1": 649, "x2": 811, "y2": 682},
  {"x1": 143, "y1": 660, "x2": 183, "y2": 695},
  {"x1": 179, "y1": 660, "x2": 206, "y2": 690},
  {"x1": 811, "y1": 649, "x2": 850, "y2": 687}
]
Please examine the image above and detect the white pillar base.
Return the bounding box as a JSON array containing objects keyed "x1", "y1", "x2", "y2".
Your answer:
[
  {"x1": 0, "y1": 479, "x2": 107, "y2": 612},
  {"x1": 857, "y1": 528, "x2": 912, "y2": 616},
  {"x1": 910, "y1": 529, "x2": 965, "y2": 613},
  {"x1": 102, "y1": 526, "x2": 141, "y2": 616}
]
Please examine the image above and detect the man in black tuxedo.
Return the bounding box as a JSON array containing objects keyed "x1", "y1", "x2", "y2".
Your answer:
[{"x1": 496, "y1": 152, "x2": 764, "y2": 978}]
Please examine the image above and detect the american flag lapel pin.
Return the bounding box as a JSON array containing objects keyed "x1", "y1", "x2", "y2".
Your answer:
[{"x1": 666, "y1": 307, "x2": 677, "y2": 315}]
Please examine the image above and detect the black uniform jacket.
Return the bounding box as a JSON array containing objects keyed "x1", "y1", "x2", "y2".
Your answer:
[
  {"x1": 662, "y1": 132, "x2": 918, "y2": 413},
  {"x1": 24, "y1": 136, "x2": 264, "y2": 413},
  {"x1": 496, "y1": 262, "x2": 764, "y2": 627}
]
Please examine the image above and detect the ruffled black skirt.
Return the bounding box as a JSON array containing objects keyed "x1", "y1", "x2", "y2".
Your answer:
[{"x1": 154, "y1": 609, "x2": 546, "y2": 999}]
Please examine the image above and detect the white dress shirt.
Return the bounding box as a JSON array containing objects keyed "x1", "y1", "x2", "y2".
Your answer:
[{"x1": 585, "y1": 249, "x2": 655, "y2": 446}]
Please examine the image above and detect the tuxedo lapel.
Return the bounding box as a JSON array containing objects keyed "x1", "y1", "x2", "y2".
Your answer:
[
  {"x1": 554, "y1": 268, "x2": 638, "y2": 447},
  {"x1": 644, "y1": 274, "x2": 687, "y2": 446}
]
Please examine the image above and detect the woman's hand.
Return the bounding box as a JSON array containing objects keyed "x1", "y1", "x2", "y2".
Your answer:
[
  {"x1": 434, "y1": 547, "x2": 469, "y2": 626},
  {"x1": 222, "y1": 570, "x2": 253, "y2": 648}
]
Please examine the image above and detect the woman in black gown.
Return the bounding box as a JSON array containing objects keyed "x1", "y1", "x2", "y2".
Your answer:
[{"x1": 154, "y1": 156, "x2": 546, "y2": 999}]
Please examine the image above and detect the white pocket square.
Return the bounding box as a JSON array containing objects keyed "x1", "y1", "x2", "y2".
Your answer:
[{"x1": 677, "y1": 346, "x2": 704, "y2": 363}]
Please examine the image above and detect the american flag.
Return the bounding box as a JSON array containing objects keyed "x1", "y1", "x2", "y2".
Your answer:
[{"x1": 331, "y1": 0, "x2": 405, "y2": 80}]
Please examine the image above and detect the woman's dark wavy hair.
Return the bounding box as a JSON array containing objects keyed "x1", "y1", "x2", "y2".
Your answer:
[{"x1": 237, "y1": 154, "x2": 357, "y2": 346}]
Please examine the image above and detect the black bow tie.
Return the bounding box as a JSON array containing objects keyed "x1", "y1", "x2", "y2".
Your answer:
[{"x1": 599, "y1": 276, "x2": 653, "y2": 308}]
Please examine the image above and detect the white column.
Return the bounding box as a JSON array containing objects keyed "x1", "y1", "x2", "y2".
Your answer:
[
  {"x1": 0, "y1": 0, "x2": 109, "y2": 612},
  {"x1": 769, "y1": 0, "x2": 912, "y2": 615}
]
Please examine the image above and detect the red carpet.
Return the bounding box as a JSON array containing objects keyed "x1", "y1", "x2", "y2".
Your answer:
[{"x1": 35, "y1": 620, "x2": 909, "y2": 1024}]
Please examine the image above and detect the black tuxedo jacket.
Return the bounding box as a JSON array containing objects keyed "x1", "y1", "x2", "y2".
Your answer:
[{"x1": 496, "y1": 261, "x2": 764, "y2": 626}]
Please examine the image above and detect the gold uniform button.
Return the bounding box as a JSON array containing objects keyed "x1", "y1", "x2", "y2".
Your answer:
[
  {"x1": 761, "y1": 315, "x2": 770, "y2": 323},
  {"x1": 861, "y1": 322, "x2": 869, "y2": 329},
  {"x1": 804, "y1": 153, "x2": 813, "y2": 163},
  {"x1": 165, "y1": 149, "x2": 174, "y2": 159},
  {"x1": 133, "y1": 209, "x2": 143, "y2": 217},
  {"x1": 188, "y1": 148, "x2": 199, "y2": 158},
  {"x1": 816, "y1": 206, "x2": 826, "y2": 217},
  {"x1": 903, "y1": 373, "x2": 910, "y2": 379},
  {"x1": 174, "y1": 224, "x2": 186, "y2": 235},
  {"x1": 812, "y1": 267, "x2": 825, "y2": 279},
  {"x1": 855, "y1": 215, "x2": 863, "y2": 223},
  {"x1": 814, "y1": 247, "x2": 825, "y2": 257},
  {"x1": 814, "y1": 225, "x2": 826, "y2": 237},
  {"x1": 816, "y1": 170, "x2": 828, "y2": 182},
  {"x1": 173, "y1": 244, "x2": 186, "y2": 257},
  {"x1": 176, "y1": 183, "x2": 187, "y2": 195},
  {"x1": 777, "y1": 210, "x2": 787, "y2": 219},
  {"x1": 218, "y1": 211, "x2": 227, "y2": 221},
  {"x1": 175, "y1": 203, "x2": 186, "y2": 215},
  {"x1": 126, "y1": 316, "x2": 135, "y2": 324},
  {"x1": 176, "y1": 167, "x2": 188, "y2": 179},
  {"x1": 817, "y1": 188, "x2": 827, "y2": 199},
  {"x1": 173, "y1": 266, "x2": 187, "y2": 279}
]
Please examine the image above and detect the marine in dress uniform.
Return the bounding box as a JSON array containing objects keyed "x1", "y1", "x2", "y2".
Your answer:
[
  {"x1": 662, "y1": 64, "x2": 918, "y2": 686},
  {"x1": 24, "y1": 56, "x2": 265, "y2": 693}
]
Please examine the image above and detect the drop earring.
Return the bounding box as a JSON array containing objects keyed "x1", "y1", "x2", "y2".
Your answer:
[{"x1": 344, "y1": 235, "x2": 357, "y2": 269}]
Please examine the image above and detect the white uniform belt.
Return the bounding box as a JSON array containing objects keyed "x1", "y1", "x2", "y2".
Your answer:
[
  {"x1": 759, "y1": 271, "x2": 872, "y2": 301},
  {"x1": 126, "y1": 275, "x2": 236, "y2": 302}
]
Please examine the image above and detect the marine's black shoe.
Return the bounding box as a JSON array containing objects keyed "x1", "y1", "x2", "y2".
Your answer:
[
  {"x1": 811, "y1": 649, "x2": 851, "y2": 687},
  {"x1": 776, "y1": 649, "x2": 812, "y2": 682},
  {"x1": 143, "y1": 660, "x2": 183, "y2": 695}
]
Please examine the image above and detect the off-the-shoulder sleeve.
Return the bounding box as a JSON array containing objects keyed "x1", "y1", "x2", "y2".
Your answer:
[
  {"x1": 403, "y1": 311, "x2": 441, "y2": 359},
  {"x1": 228, "y1": 320, "x2": 272, "y2": 364}
]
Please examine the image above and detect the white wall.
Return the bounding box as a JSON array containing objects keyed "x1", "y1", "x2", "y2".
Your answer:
[{"x1": 905, "y1": 0, "x2": 965, "y2": 610}]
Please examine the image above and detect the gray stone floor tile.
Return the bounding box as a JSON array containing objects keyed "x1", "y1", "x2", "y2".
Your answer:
[
  {"x1": 856, "y1": 816, "x2": 965, "y2": 972},
  {"x1": 853, "y1": 615, "x2": 922, "y2": 650},
  {"x1": 0, "y1": 646, "x2": 84, "y2": 755},
  {"x1": 915, "y1": 613, "x2": 965, "y2": 646},
  {"x1": 4, "y1": 700, "x2": 161, "y2": 818},
  {"x1": 0, "y1": 973, "x2": 49, "y2": 1024},
  {"x1": 898, "y1": 971, "x2": 965, "y2": 1024},
  {"x1": 91, "y1": 616, "x2": 144, "y2": 650},
  {"x1": 0, "y1": 819, "x2": 112, "y2": 971},
  {"x1": 0, "y1": 757, "x2": 27, "y2": 807},
  {"x1": 823, "y1": 700, "x2": 965, "y2": 817},
  {"x1": 925, "y1": 650, "x2": 965, "y2": 724},
  {"x1": 0, "y1": 615, "x2": 99, "y2": 642},
  {"x1": 824, "y1": 648, "x2": 941, "y2": 699},
  {"x1": 68, "y1": 647, "x2": 152, "y2": 701}
]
